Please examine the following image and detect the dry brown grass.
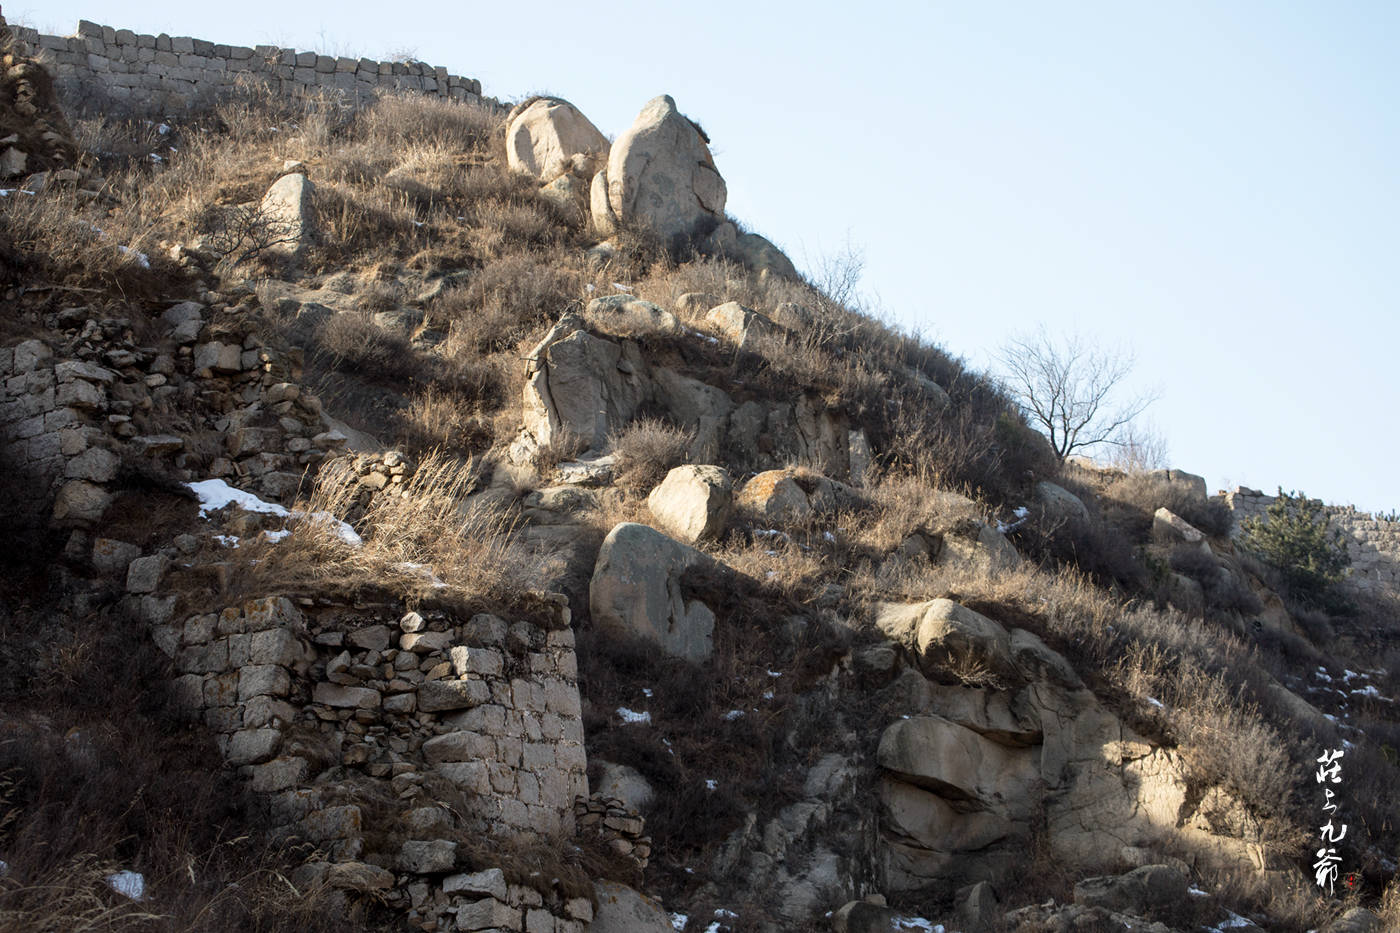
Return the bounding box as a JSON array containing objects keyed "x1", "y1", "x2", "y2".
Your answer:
[
  {"x1": 607, "y1": 418, "x2": 694, "y2": 494},
  {"x1": 430, "y1": 249, "x2": 582, "y2": 354}
]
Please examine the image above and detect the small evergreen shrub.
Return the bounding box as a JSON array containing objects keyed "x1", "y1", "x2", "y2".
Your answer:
[{"x1": 1237, "y1": 489, "x2": 1351, "y2": 606}]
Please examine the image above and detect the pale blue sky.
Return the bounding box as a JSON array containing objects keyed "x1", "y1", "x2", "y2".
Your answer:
[{"x1": 19, "y1": 2, "x2": 1399, "y2": 513}]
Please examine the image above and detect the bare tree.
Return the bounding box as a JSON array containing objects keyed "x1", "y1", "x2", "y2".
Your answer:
[{"x1": 996, "y1": 327, "x2": 1158, "y2": 462}]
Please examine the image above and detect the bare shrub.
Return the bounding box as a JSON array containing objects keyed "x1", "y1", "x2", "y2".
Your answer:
[
  {"x1": 315, "y1": 312, "x2": 417, "y2": 383},
  {"x1": 351, "y1": 94, "x2": 499, "y2": 152},
  {"x1": 395, "y1": 386, "x2": 492, "y2": 455},
  {"x1": 608, "y1": 418, "x2": 694, "y2": 493},
  {"x1": 195, "y1": 200, "x2": 301, "y2": 270},
  {"x1": 432, "y1": 251, "x2": 579, "y2": 353}
]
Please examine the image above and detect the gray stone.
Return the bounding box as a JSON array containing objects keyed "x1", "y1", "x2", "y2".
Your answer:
[
  {"x1": 65, "y1": 447, "x2": 119, "y2": 483},
  {"x1": 226, "y1": 728, "x2": 282, "y2": 766},
  {"x1": 259, "y1": 172, "x2": 315, "y2": 259},
  {"x1": 126, "y1": 554, "x2": 169, "y2": 594},
  {"x1": 589, "y1": 522, "x2": 717, "y2": 662},
  {"x1": 313, "y1": 683, "x2": 381, "y2": 709},
  {"x1": 397, "y1": 839, "x2": 457, "y2": 874},
  {"x1": 455, "y1": 896, "x2": 519, "y2": 930},
  {"x1": 588, "y1": 881, "x2": 673, "y2": 933},
  {"x1": 443, "y1": 867, "x2": 508, "y2": 901},
  {"x1": 418, "y1": 679, "x2": 489, "y2": 712},
  {"x1": 594, "y1": 95, "x2": 725, "y2": 248},
  {"x1": 91, "y1": 538, "x2": 141, "y2": 575},
  {"x1": 584, "y1": 295, "x2": 681, "y2": 337},
  {"x1": 594, "y1": 760, "x2": 654, "y2": 813}
]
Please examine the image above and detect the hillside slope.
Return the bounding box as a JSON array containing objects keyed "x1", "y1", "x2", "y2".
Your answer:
[{"x1": 0, "y1": 21, "x2": 1398, "y2": 933}]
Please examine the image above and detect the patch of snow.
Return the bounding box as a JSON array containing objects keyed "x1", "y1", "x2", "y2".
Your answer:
[
  {"x1": 1213, "y1": 910, "x2": 1254, "y2": 930},
  {"x1": 753, "y1": 528, "x2": 786, "y2": 538},
  {"x1": 157, "y1": 123, "x2": 171, "y2": 134},
  {"x1": 1351, "y1": 685, "x2": 1390, "y2": 700},
  {"x1": 394, "y1": 561, "x2": 447, "y2": 588},
  {"x1": 213, "y1": 534, "x2": 239, "y2": 547},
  {"x1": 1323, "y1": 713, "x2": 1338, "y2": 722},
  {"x1": 106, "y1": 870, "x2": 145, "y2": 900},
  {"x1": 702, "y1": 925, "x2": 721, "y2": 933},
  {"x1": 1188, "y1": 886, "x2": 1209, "y2": 896},
  {"x1": 617, "y1": 707, "x2": 651, "y2": 725},
  {"x1": 585, "y1": 283, "x2": 595, "y2": 292},
  {"x1": 715, "y1": 909, "x2": 738, "y2": 919},
  {"x1": 1146, "y1": 697, "x2": 1165, "y2": 709},
  {"x1": 1343, "y1": 669, "x2": 1361, "y2": 680},
  {"x1": 724, "y1": 710, "x2": 744, "y2": 721},
  {"x1": 705, "y1": 779, "x2": 718, "y2": 791},
  {"x1": 670, "y1": 914, "x2": 689, "y2": 931},
  {"x1": 662, "y1": 737, "x2": 674, "y2": 755},
  {"x1": 996, "y1": 507, "x2": 1031, "y2": 533},
  {"x1": 609, "y1": 282, "x2": 633, "y2": 292},
  {"x1": 823, "y1": 531, "x2": 836, "y2": 542},
  {"x1": 893, "y1": 919, "x2": 942, "y2": 933},
  {"x1": 767, "y1": 670, "x2": 782, "y2": 677},
  {"x1": 0, "y1": 860, "x2": 8, "y2": 874},
  {"x1": 188, "y1": 479, "x2": 290, "y2": 518},
  {"x1": 642, "y1": 687, "x2": 653, "y2": 697},
  {"x1": 117, "y1": 245, "x2": 150, "y2": 267},
  {"x1": 763, "y1": 690, "x2": 774, "y2": 700}
]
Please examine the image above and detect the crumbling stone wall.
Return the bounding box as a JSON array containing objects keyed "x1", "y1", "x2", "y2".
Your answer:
[
  {"x1": 0, "y1": 300, "x2": 349, "y2": 531},
  {"x1": 151, "y1": 594, "x2": 592, "y2": 930},
  {"x1": 11, "y1": 19, "x2": 482, "y2": 116},
  {"x1": 1224, "y1": 487, "x2": 1400, "y2": 593}
]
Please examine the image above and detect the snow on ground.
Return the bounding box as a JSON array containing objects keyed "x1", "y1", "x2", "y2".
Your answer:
[
  {"x1": 705, "y1": 779, "x2": 718, "y2": 791},
  {"x1": 724, "y1": 710, "x2": 744, "y2": 721},
  {"x1": 617, "y1": 707, "x2": 651, "y2": 725},
  {"x1": 186, "y1": 479, "x2": 361, "y2": 546},
  {"x1": 106, "y1": 870, "x2": 145, "y2": 900},
  {"x1": 894, "y1": 919, "x2": 943, "y2": 932},
  {"x1": 670, "y1": 915, "x2": 688, "y2": 931},
  {"x1": 1188, "y1": 886, "x2": 1209, "y2": 896},
  {"x1": 1146, "y1": 696, "x2": 1165, "y2": 709},
  {"x1": 1210, "y1": 909, "x2": 1254, "y2": 930}
]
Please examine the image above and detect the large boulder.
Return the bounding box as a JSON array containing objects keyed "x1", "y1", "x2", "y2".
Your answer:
[
  {"x1": 935, "y1": 520, "x2": 1022, "y2": 575},
  {"x1": 589, "y1": 881, "x2": 674, "y2": 933},
  {"x1": 594, "y1": 95, "x2": 726, "y2": 248},
  {"x1": 1144, "y1": 468, "x2": 1208, "y2": 504},
  {"x1": 590, "y1": 523, "x2": 718, "y2": 662},
  {"x1": 505, "y1": 96, "x2": 609, "y2": 181},
  {"x1": 736, "y1": 470, "x2": 812, "y2": 524},
  {"x1": 259, "y1": 171, "x2": 315, "y2": 259},
  {"x1": 704, "y1": 222, "x2": 799, "y2": 278},
  {"x1": 646, "y1": 465, "x2": 733, "y2": 544},
  {"x1": 705, "y1": 301, "x2": 785, "y2": 350},
  {"x1": 516, "y1": 315, "x2": 649, "y2": 457},
  {"x1": 584, "y1": 295, "x2": 681, "y2": 338}
]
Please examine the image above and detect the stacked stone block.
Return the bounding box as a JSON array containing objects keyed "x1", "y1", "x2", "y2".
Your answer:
[
  {"x1": 1224, "y1": 487, "x2": 1400, "y2": 592},
  {"x1": 14, "y1": 19, "x2": 483, "y2": 116}
]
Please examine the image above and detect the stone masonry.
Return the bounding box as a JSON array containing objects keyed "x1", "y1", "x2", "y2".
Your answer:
[
  {"x1": 12, "y1": 19, "x2": 482, "y2": 116},
  {"x1": 1224, "y1": 487, "x2": 1400, "y2": 593},
  {"x1": 151, "y1": 594, "x2": 592, "y2": 931}
]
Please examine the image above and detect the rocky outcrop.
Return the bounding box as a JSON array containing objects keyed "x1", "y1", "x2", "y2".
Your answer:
[
  {"x1": 589, "y1": 881, "x2": 673, "y2": 933},
  {"x1": 505, "y1": 96, "x2": 609, "y2": 181},
  {"x1": 516, "y1": 315, "x2": 649, "y2": 457},
  {"x1": 871, "y1": 598, "x2": 1259, "y2": 894},
  {"x1": 592, "y1": 95, "x2": 725, "y2": 246},
  {"x1": 590, "y1": 522, "x2": 718, "y2": 662}
]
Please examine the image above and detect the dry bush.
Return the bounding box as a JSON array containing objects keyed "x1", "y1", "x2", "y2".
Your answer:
[
  {"x1": 843, "y1": 472, "x2": 983, "y2": 554},
  {"x1": 608, "y1": 418, "x2": 694, "y2": 493},
  {"x1": 232, "y1": 451, "x2": 551, "y2": 609},
  {"x1": 350, "y1": 94, "x2": 499, "y2": 152},
  {"x1": 0, "y1": 185, "x2": 185, "y2": 302},
  {"x1": 1102, "y1": 470, "x2": 1233, "y2": 540},
  {"x1": 314, "y1": 311, "x2": 418, "y2": 383},
  {"x1": 394, "y1": 385, "x2": 492, "y2": 455},
  {"x1": 432, "y1": 250, "x2": 580, "y2": 353}
]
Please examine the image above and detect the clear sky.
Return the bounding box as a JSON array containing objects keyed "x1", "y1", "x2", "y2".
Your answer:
[{"x1": 17, "y1": 1, "x2": 1399, "y2": 513}]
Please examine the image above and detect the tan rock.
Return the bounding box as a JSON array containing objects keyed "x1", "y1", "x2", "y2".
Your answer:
[
  {"x1": 259, "y1": 171, "x2": 314, "y2": 259},
  {"x1": 646, "y1": 465, "x2": 733, "y2": 544},
  {"x1": 588, "y1": 881, "x2": 673, "y2": 933},
  {"x1": 596, "y1": 95, "x2": 726, "y2": 247},
  {"x1": 506, "y1": 96, "x2": 608, "y2": 181},
  {"x1": 736, "y1": 470, "x2": 812, "y2": 524}
]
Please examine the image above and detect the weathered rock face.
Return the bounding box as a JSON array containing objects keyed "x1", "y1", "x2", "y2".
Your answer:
[
  {"x1": 1152, "y1": 507, "x2": 1208, "y2": 548},
  {"x1": 584, "y1": 295, "x2": 681, "y2": 338},
  {"x1": 505, "y1": 96, "x2": 609, "y2": 181},
  {"x1": 871, "y1": 598, "x2": 1257, "y2": 895},
  {"x1": 589, "y1": 881, "x2": 674, "y2": 933},
  {"x1": 516, "y1": 316, "x2": 650, "y2": 457},
  {"x1": 594, "y1": 95, "x2": 726, "y2": 247},
  {"x1": 935, "y1": 519, "x2": 1023, "y2": 575},
  {"x1": 1037, "y1": 480, "x2": 1090, "y2": 523},
  {"x1": 1145, "y1": 468, "x2": 1208, "y2": 504},
  {"x1": 589, "y1": 522, "x2": 718, "y2": 662},
  {"x1": 646, "y1": 464, "x2": 733, "y2": 544},
  {"x1": 260, "y1": 171, "x2": 315, "y2": 260},
  {"x1": 703, "y1": 223, "x2": 799, "y2": 278}
]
